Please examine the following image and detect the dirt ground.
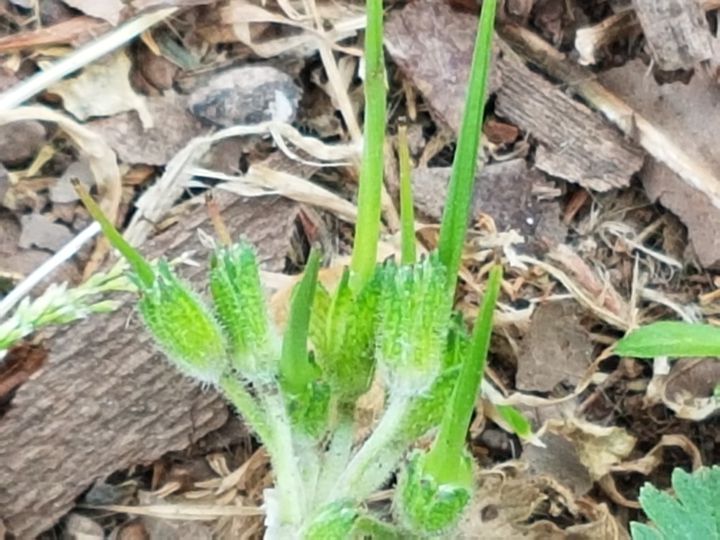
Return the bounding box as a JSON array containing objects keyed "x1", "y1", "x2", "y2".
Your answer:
[{"x1": 0, "y1": 0, "x2": 719, "y2": 538}]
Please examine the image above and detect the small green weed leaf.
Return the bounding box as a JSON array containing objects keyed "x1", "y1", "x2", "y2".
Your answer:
[
  {"x1": 496, "y1": 404, "x2": 533, "y2": 440},
  {"x1": 632, "y1": 466, "x2": 720, "y2": 540},
  {"x1": 139, "y1": 262, "x2": 227, "y2": 384},
  {"x1": 616, "y1": 322, "x2": 720, "y2": 358},
  {"x1": 437, "y1": 0, "x2": 497, "y2": 290},
  {"x1": 281, "y1": 250, "x2": 322, "y2": 396}
]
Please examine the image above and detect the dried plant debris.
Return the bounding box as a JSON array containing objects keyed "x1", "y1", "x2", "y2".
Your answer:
[
  {"x1": 516, "y1": 301, "x2": 594, "y2": 392},
  {"x1": 49, "y1": 50, "x2": 152, "y2": 127},
  {"x1": 18, "y1": 213, "x2": 73, "y2": 252},
  {"x1": 647, "y1": 358, "x2": 720, "y2": 421},
  {"x1": 632, "y1": 0, "x2": 717, "y2": 71},
  {"x1": 0, "y1": 121, "x2": 46, "y2": 166},
  {"x1": 90, "y1": 93, "x2": 205, "y2": 166},
  {"x1": 458, "y1": 463, "x2": 629, "y2": 539},
  {"x1": 60, "y1": 0, "x2": 125, "y2": 25},
  {"x1": 386, "y1": 0, "x2": 644, "y2": 191},
  {"x1": 188, "y1": 66, "x2": 301, "y2": 127},
  {"x1": 412, "y1": 158, "x2": 566, "y2": 250},
  {"x1": 601, "y1": 60, "x2": 720, "y2": 266}
]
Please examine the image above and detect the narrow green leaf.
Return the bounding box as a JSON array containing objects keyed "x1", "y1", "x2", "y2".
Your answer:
[
  {"x1": 426, "y1": 264, "x2": 502, "y2": 483},
  {"x1": 438, "y1": 0, "x2": 496, "y2": 291},
  {"x1": 398, "y1": 123, "x2": 416, "y2": 265},
  {"x1": 73, "y1": 179, "x2": 154, "y2": 287},
  {"x1": 496, "y1": 404, "x2": 533, "y2": 440},
  {"x1": 615, "y1": 322, "x2": 720, "y2": 358},
  {"x1": 280, "y1": 250, "x2": 321, "y2": 395},
  {"x1": 350, "y1": 0, "x2": 386, "y2": 292}
]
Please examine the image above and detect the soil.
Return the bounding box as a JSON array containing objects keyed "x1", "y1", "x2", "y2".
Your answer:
[{"x1": 0, "y1": 0, "x2": 719, "y2": 538}]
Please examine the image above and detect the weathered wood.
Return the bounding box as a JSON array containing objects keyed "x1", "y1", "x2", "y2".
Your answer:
[
  {"x1": 632, "y1": 0, "x2": 716, "y2": 70},
  {"x1": 385, "y1": 1, "x2": 645, "y2": 192},
  {"x1": 0, "y1": 192, "x2": 299, "y2": 538}
]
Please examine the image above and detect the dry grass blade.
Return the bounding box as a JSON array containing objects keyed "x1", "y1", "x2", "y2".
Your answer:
[{"x1": 82, "y1": 503, "x2": 264, "y2": 519}]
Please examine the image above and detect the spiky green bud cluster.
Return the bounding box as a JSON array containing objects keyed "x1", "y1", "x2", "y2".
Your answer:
[
  {"x1": 138, "y1": 261, "x2": 227, "y2": 384},
  {"x1": 209, "y1": 244, "x2": 278, "y2": 379},
  {"x1": 310, "y1": 270, "x2": 381, "y2": 404},
  {"x1": 376, "y1": 254, "x2": 452, "y2": 395},
  {"x1": 395, "y1": 450, "x2": 473, "y2": 536}
]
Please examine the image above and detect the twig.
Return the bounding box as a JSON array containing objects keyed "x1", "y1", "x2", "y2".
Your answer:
[
  {"x1": 500, "y1": 24, "x2": 720, "y2": 212},
  {"x1": 0, "y1": 8, "x2": 178, "y2": 110}
]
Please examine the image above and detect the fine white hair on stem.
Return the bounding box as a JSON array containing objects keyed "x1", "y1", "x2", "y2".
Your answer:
[{"x1": 0, "y1": 222, "x2": 101, "y2": 320}]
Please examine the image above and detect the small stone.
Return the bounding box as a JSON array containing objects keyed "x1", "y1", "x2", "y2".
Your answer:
[
  {"x1": 0, "y1": 121, "x2": 47, "y2": 166},
  {"x1": 19, "y1": 213, "x2": 73, "y2": 252},
  {"x1": 50, "y1": 161, "x2": 93, "y2": 204},
  {"x1": 188, "y1": 66, "x2": 301, "y2": 127}
]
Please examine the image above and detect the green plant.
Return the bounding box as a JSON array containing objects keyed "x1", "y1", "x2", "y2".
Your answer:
[
  {"x1": 632, "y1": 466, "x2": 720, "y2": 540},
  {"x1": 616, "y1": 321, "x2": 720, "y2": 358},
  {"x1": 75, "y1": 0, "x2": 510, "y2": 537}
]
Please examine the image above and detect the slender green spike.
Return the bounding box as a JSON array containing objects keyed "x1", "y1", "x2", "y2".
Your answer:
[
  {"x1": 280, "y1": 250, "x2": 321, "y2": 395},
  {"x1": 426, "y1": 264, "x2": 502, "y2": 483},
  {"x1": 437, "y1": 0, "x2": 497, "y2": 291},
  {"x1": 350, "y1": 0, "x2": 386, "y2": 292},
  {"x1": 72, "y1": 179, "x2": 154, "y2": 288},
  {"x1": 398, "y1": 123, "x2": 416, "y2": 265}
]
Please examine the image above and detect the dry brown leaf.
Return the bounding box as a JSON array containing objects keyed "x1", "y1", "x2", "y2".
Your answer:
[
  {"x1": 49, "y1": 50, "x2": 152, "y2": 127},
  {"x1": 600, "y1": 60, "x2": 720, "y2": 266},
  {"x1": 90, "y1": 92, "x2": 205, "y2": 166},
  {"x1": 458, "y1": 463, "x2": 629, "y2": 539},
  {"x1": 660, "y1": 358, "x2": 720, "y2": 420},
  {"x1": 61, "y1": 0, "x2": 125, "y2": 25},
  {"x1": 412, "y1": 159, "x2": 566, "y2": 250},
  {"x1": 516, "y1": 301, "x2": 593, "y2": 392},
  {"x1": 544, "y1": 418, "x2": 636, "y2": 481}
]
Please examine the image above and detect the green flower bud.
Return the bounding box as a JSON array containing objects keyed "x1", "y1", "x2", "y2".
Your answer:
[
  {"x1": 377, "y1": 255, "x2": 452, "y2": 395},
  {"x1": 209, "y1": 244, "x2": 278, "y2": 377},
  {"x1": 302, "y1": 500, "x2": 359, "y2": 540},
  {"x1": 395, "y1": 450, "x2": 473, "y2": 536},
  {"x1": 138, "y1": 262, "x2": 227, "y2": 384},
  {"x1": 311, "y1": 270, "x2": 381, "y2": 403}
]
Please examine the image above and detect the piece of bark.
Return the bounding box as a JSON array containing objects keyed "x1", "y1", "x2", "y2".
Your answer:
[
  {"x1": 495, "y1": 41, "x2": 645, "y2": 191},
  {"x1": 412, "y1": 158, "x2": 566, "y2": 250},
  {"x1": 0, "y1": 192, "x2": 299, "y2": 538},
  {"x1": 642, "y1": 158, "x2": 720, "y2": 267},
  {"x1": 600, "y1": 59, "x2": 720, "y2": 266},
  {"x1": 632, "y1": 0, "x2": 716, "y2": 71},
  {"x1": 385, "y1": 1, "x2": 644, "y2": 192}
]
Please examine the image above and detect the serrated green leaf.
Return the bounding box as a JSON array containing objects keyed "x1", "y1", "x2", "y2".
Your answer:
[
  {"x1": 616, "y1": 322, "x2": 720, "y2": 358},
  {"x1": 632, "y1": 466, "x2": 720, "y2": 540}
]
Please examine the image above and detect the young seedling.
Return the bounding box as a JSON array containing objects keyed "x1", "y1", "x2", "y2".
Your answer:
[{"x1": 75, "y1": 0, "x2": 511, "y2": 537}]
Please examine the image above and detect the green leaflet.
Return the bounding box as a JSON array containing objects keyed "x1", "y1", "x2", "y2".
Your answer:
[
  {"x1": 616, "y1": 321, "x2": 720, "y2": 358},
  {"x1": 632, "y1": 466, "x2": 720, "y2": 540}
]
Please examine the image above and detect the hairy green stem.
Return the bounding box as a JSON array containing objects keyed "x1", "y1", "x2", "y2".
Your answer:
[
  {"x1": 335, "y1": 394, "x2": 410, "y2": 501},
  {"x1": 315, "y1": 412, "x2": 356, "y2": 506},
  {"x1": 350, "y1": 0, "x2": 386, "y2": 292}
]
